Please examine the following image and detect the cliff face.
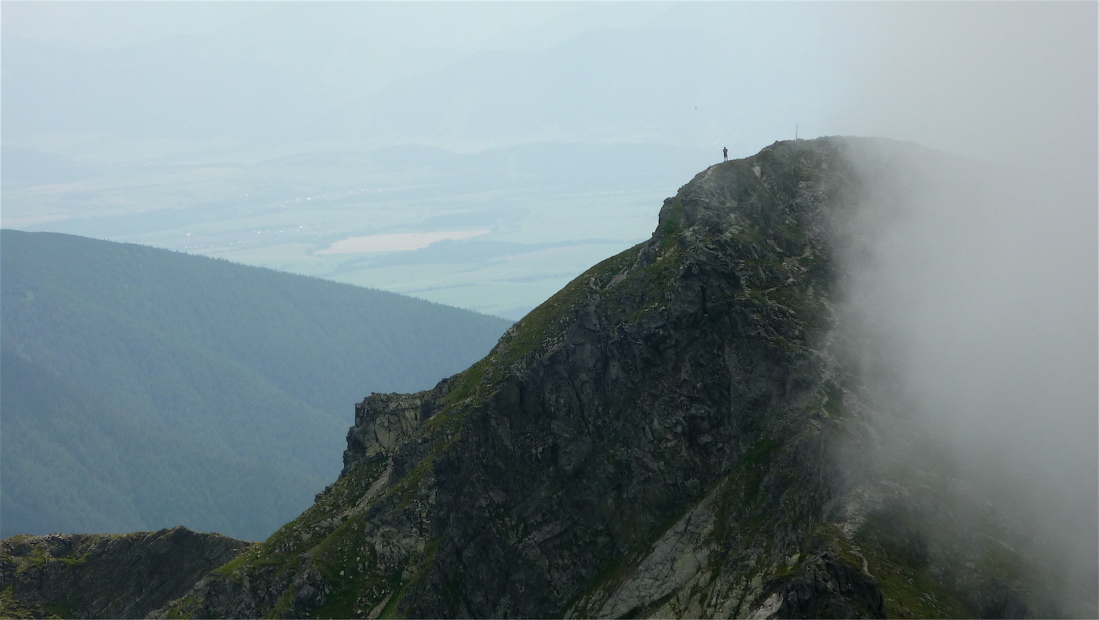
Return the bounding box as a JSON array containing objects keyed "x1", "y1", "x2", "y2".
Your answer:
[
  {"x1": 0, "y1": 527, "x2": 250, "y2": 618},
  {"x1": 155, "y1": 137, "x2": 1078, "y2": 619}
]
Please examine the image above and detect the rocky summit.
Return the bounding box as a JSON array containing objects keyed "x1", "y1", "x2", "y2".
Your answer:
[{"x1": 8, "y1": 137, "x2": 1090, "y2": 619}]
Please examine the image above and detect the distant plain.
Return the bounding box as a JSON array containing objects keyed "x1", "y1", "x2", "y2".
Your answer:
[{"x1": 3, "y1": 140, "x2": 713, "y2": 318}]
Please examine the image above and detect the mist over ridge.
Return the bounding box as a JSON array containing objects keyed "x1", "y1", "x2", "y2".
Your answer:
[{"x1": 828, "y1": 138, "x2": 1097, "y2": 612}]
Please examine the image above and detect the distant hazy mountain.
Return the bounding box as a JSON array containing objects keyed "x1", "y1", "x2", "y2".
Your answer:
[
  {"x1": 0, "y1": 230, "x2": 512, "y2": 540},
  {"x1": 302, "y1": 25, "x2": 791, "y2": 152}
]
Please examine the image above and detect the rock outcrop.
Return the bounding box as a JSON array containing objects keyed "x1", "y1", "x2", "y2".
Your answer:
[
  {"x1": 0, "y1": 526, "x2": 250, "y2": 618},
  {"x1": 152, "y1": 137, "x2": 1090, "y2": 619}
]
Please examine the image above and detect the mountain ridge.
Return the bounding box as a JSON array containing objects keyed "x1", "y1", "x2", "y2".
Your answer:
[
  {"x1": 152, "y1": 136, "x2": 1096, "y2": 618},
  {"x1": 1, "y1": 527, "x2": 251, "y2": 619}
]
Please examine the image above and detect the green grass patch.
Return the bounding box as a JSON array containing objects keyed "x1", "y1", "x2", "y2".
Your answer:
[
  {"x1": 441, "y1": 361, "x2": 488, "y2": 409},
  {"x1": 740, "y1": 438, "x2": 780, "y2": 467},
  {"x1": 309, "y1": 513, "x2": 393, "y2": 618},
  {"x1": 212, "y1": 456, "x2": 389, "y2": 582},
  {"x1": 0, "y1": 585, "x2": 40, "y2": 619},
  {"x1": 388, "y1": 454, "x2": 435, "y2": 510},
  {"x1": 810, "y1": 522, "x2": 863, "y2": 569},
  {"x1": 492, "y1": 245, "x2": 638, "y2": 367},
  {"x1": 657, "y1": 198, "x2": 686, "y2": 249},
  {"x1": 370, "y1": 539, "x2": 441, "y2": 619},
  {"x1": 856, "y1": 514, "x2": 974, "y2": 618}
]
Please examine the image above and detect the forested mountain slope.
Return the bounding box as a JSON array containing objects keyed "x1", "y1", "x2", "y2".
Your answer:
[{"x1": 0, "y1": 230, "x2": 512, "y2": 541}]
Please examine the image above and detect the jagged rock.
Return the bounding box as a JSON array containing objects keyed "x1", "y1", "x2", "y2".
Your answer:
[{"x1": 0, "y1": 526, "x2": 250, "y2": 619}]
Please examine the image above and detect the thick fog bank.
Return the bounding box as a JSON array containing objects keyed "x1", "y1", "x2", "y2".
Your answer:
[{"x1": 832, "y1": 139, "x2": 1097, "y2": 613}]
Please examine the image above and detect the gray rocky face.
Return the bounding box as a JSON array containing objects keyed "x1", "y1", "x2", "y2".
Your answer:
[{"x1": 150, "y1": 136, "x2": 1083, "y2": 619}]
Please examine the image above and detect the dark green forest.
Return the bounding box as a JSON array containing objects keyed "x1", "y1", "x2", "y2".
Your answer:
[{"x1": 0, "y1": 230, "x2": 512, "y2": 541}]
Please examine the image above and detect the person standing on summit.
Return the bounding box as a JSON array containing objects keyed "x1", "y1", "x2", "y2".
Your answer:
[{"x1": 723, "y1": 146, "x2": 728, "y2": 162}]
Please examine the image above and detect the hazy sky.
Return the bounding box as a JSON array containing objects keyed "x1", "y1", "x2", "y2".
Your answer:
[{"x1": 5, "y1": 1, "x2": 1094, "y2": 165}]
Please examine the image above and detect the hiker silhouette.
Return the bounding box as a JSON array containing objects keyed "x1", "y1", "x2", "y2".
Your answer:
[{"x1": 723, "y1": 147, "x2": 728, "y2": 162}]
